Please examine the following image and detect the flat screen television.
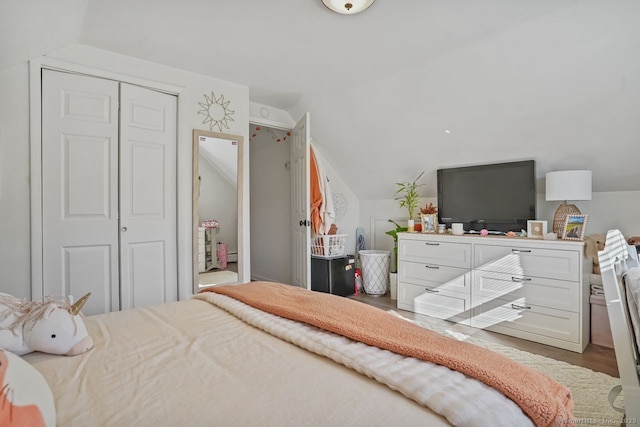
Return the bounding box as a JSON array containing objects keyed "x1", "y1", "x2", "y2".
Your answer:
[{"x1": 437, "y1": 160, "x2": 537, "y2": 233}]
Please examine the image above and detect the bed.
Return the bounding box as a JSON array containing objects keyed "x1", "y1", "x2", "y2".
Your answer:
[
  {"x1": 24, "y1": 281, "x2": 574, "y2": 426},
  {"x1": 597, "y1": 229, "x2": 640, "y2": 421}
]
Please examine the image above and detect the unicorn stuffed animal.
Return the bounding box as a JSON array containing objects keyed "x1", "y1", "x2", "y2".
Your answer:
[{"x1": 0, "y1": 293, "x2": 93, "y2": 356}]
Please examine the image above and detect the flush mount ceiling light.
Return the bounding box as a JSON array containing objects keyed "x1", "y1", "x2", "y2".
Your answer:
[{"x1": 322, "y1": 0, "x2": 375, "y2": 14}]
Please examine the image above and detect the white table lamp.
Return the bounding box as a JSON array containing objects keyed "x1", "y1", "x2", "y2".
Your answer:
[{"x1": 545, "y1": 170, "x2": 592, "y2": 236}]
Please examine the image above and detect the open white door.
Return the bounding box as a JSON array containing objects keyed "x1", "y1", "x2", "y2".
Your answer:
[{"x1": 290, "y1": 113, "x2": 311, "y2": 289}]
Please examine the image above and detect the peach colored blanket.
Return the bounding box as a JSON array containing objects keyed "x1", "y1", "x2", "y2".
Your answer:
[{"x1": 202, "y1": 282, "x2": 575, "y2": 427}]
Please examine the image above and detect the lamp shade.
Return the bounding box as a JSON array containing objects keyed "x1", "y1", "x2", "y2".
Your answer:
[
  {"x1": 545, "y1": 170, "x2": 592, "y2": 201},
  {"x1": 322, "y1": 0, "x2": 375, "y2": 14}
]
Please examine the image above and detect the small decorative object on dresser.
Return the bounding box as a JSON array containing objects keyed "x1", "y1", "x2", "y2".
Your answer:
[
  {"x1": 562, "y1": 214, "x2": 588, "y2": 241},
  {"x1": 420, "y1": 203, "x2": 438, "y2": 233},
  {"x1": 421, "y1": 214, "x2": 437, "y2": 233},
  {"x1": 527, "y1": 220, "x2": 547, "y2": 239},
  {"x1": 202, "y1": 219, "x2": 220, "y2": 229}
]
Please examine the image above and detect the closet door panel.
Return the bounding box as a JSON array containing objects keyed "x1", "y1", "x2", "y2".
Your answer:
[
  {"x1": 42, "y1": 70, "x2": 119, "y2": 315},
  {"x1": 126, "y1": 241, "x2": 166, "y2": 307},
  {"x1": 119, "y1": 83, "x2": 178, "y2": 310}
]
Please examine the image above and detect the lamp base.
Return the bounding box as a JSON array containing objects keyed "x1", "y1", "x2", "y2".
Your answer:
[{"x1": 552, "y1": 203, "x2": 581, "y2": 236}]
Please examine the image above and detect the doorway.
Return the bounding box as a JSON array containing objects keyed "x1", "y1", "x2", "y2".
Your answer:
[{"x1": 248, "y1": 124, "x2": 294, "y2": 284}]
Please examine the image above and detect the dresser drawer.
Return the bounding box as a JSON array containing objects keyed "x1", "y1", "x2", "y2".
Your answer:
[
  {"x1": 399, "y1": 261, "x2": 468, "y2": 293},
  {"x1": 473, "y1": 270, "x2": 579, "y2": 312},
  {"x1": 472, "y1": 297, "x2": 579, "y2": 343},
  {"x1": 398, "y1": 238, "x2": 471, "y2": 269},
  {"x1": 398, "y1": 282, "x2": 470, "y2": 323},
  {"x1": 474, "y1": 244, "x2": 580, "y2": 282}
]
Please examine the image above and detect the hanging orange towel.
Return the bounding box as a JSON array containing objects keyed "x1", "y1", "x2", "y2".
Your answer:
[{"x1": 310, "y1": 146, "x2": 323, "y2": 235}]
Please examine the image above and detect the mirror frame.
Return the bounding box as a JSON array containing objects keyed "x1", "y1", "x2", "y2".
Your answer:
[{"x1": 192, "y1": 129, "x2": 245, "y2": 291}]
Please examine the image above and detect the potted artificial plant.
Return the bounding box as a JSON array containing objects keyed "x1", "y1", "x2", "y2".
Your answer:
[
  {"x1": 385, "y1": 219, "x2": 407, "y2": 273},
  {"x1": 385, "y1": 219, "x2": 407, "y2": 300},
  {"x1": 395, "y1": 171, "x2": 425, "y2": 232}
]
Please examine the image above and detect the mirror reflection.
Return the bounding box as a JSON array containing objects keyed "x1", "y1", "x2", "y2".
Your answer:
[{"x1": 193, "y1": 130, "x2": 240, "y2": 289}]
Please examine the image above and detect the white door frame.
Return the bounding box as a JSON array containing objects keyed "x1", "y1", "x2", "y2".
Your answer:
[{"x1": 29, "y1": 57, "x2": 186, "y2": 302}]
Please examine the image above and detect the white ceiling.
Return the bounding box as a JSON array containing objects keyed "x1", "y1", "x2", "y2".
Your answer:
[{"x1": 3, "y1": 0, "x2": 640, "y2": 199}]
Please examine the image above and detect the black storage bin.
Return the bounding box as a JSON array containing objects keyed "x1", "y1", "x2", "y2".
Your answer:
[{"x1": 311, "y1": 255, "x2": 355, "y2": 296}]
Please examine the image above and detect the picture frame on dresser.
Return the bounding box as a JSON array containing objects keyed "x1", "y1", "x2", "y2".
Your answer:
[
  {"x1": 421, "y1": 213, "x2": 438, "y2": 233},
  {"x1": 527, "y1": 220, "x2": 547, "y2": 239},
  {"x1": 562, "y1": 215, "x2": 588, "y2": 241}
]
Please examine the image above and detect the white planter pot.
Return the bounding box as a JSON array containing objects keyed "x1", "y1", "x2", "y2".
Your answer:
[{"x1": 389, "y1": 272, "x2": 397, "y2": 300}]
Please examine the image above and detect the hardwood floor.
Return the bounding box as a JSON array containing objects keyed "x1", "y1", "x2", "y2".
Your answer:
[{"x1": 349, "y1": 293, "x2": 619, "y2": 378}]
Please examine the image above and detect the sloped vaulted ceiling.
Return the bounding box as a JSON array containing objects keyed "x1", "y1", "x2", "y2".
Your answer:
[{"x1": 4, "y1": 0, "x2": 640, "y2": 199}]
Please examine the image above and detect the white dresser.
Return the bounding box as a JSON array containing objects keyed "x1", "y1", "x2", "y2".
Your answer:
[
  {"x1": 397, "y1": 232, "x2": 590, "y2": 352},
  {"x1": 198, "y1": 227, "x2": 219, "y2": 273}
]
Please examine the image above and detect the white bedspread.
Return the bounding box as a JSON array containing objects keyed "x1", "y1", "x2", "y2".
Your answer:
[
  {"x1": 26, "y1": 299, "x2": 450, "y2": 426},
  {"x1": 195, "y1": 292, "x2": 533, "y2": 427}
]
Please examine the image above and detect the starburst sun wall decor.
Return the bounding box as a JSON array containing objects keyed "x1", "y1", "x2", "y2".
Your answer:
[{"x1": 198, "y1": 91, "x2": 235, "y2": 132}]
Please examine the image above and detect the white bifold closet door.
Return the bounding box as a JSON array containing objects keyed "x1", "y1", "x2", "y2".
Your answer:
[{"x1": 41, "y1": 70, "x2": 177, "y2": 315}]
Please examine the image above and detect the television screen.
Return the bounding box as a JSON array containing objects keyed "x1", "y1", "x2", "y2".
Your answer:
[{"x1": 437, "y1": 160, "x2": 536, "y2": 233}]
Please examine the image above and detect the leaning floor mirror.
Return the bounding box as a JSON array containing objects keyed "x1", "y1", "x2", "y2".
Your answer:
[{"x1": 192, "y1": 129, "x2": 244, "y2": 291}]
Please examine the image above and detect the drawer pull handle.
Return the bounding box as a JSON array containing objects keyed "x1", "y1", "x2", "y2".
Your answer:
[
  {"x1": 424, "y1": 287, "x2": 439, "y2": 293},
  {"x1": 425, "y1": 242, "x2": 440, "y2": 246},
  {"x1": 511, "y1": 276, "x2": 532, "y2": 282},
  {"x1": 511, "y1": 249, "x2": 532, "y2": 254},
  {"x1": 424, "y1": 265, "x2": 440, "y2": 269},
  {"x1": 511, "y1": 303, "x2": 532, "y2": 310}
]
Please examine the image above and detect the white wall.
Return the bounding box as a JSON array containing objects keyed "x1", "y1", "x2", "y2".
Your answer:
[
  {"x1": 0, "y1": 44, "x2": 250, "y2": 300},
  {"x1": 0, "y1": 64, "x2": 31, "y2": 299}
]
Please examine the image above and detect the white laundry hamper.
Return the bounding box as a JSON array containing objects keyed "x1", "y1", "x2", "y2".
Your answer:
[{"x1": 358, "y1": 250, "x2": 390, "y2": 296}]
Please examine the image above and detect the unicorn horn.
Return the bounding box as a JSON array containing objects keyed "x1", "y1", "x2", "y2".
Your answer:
[{"x1": 69, "y1": 292, "x2": 91, "y2": 315}]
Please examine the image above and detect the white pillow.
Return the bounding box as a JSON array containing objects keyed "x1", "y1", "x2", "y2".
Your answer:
[{"x1": 0, "y1": 348, "x2": 55, "y2": 426}]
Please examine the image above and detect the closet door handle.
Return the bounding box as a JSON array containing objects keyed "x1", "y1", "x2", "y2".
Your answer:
[
  {"x1": 121, "y1": 227, "x2": 127, "y2": 232},
  {"x1": 299, "y1": 220, "x2": 310, "y2": 227}
]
